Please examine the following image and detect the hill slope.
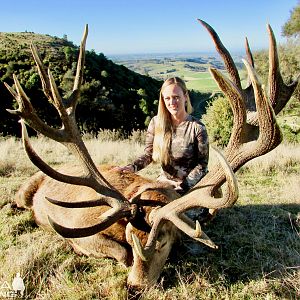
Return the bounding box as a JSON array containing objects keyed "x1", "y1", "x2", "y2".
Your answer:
[{"x1": 0, "y1": 32, "x2": 163, "y2": 136}]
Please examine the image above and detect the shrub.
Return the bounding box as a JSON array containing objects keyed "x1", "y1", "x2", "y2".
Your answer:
[
  {"x1": 128, "y1": 129, "x2": 146, "y2": 144},
  {"x1": 96, "y1": 128, "x2": 126, "y2": 141},
  {"x1": 202, "y1": 95, "x2": 233, "y2": 147}
]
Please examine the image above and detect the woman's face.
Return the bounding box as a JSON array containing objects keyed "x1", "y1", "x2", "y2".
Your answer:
[{"x1": 162, "y1": 84, "x2": 187, "y2": 117}]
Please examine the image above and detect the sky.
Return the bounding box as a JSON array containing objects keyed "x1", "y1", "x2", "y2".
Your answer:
[{"x1": 0, "y1": 0, "x2": 298, "y2": 56}]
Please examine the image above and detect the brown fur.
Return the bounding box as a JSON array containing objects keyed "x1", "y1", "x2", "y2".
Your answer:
[
  {"x1": 15, "y1": 164, "x2": 180, "y2": 286},
  {"x1": 15, "y1": 171, "x2": 45, "y2": 208}
]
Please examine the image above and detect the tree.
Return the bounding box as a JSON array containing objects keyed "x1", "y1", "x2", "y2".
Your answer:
[{"x1": 282, "y1": 1, "x2": 300, "y2": 37}]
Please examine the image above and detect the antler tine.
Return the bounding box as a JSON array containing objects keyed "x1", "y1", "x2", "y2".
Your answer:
[
  {"x1": 4, "y1": 81, "x2": 18, "y2": 100},
  {"x1": 48, "y1": 200, "x2": 135, "y2": 239},
  {"x1": 267, "y1": 24, "x2": 299, "y2": 114},
  {"x1": 132, "y1": 218, "x2": 163, "y2": 261},
  {"x1": 197, "y1": 19, "x2": 242, "y2": 90},
  {"x1": 30, "y1": 43, "x2": 52, "y2": 102},
  {"x1": 244, "y1": 37, "x2": 255, "y2": 92},
  {"x1": 177, "y1": 215, "x2": 218, "y2": 248},
  {"x1": 242, "y1": 25, "x2": 299, "y2": 126},
  {"x1": 5, "y1": 74, "x2": 33, "y2": 119},
  {"x1": 5, "y1": 75, "x2": 64, "y2": 141},
  {"x1": 20, "y1": 119, "x2": 88, "y2": 185},
  {"x1": 209, "y1": 67, "x2": 246, "y2": 147},
  {"x1": 46, "y1": 196, "x2": 110, "y2": 208},
  {"x1": 245, "y1": 37, "x2": 255, "y2": 68},
  {"x1": 73, "y1": 25, "x2": 88, "y2": 93},
  {"x1": 48, "y1": 68, "x2": 69, "y2": 120},
  {"x1": 62, "y1": 24, "x2": 88, "y2": 112},
  {"x1": 243, "y1": 59, "x2": 282, "y2": 151},
  {"x1": 32, "y1": 40, "x2": 78, "y2": 126},
  {"x1": 130, "y1": 216, "x2": 219, "y2": 263}
]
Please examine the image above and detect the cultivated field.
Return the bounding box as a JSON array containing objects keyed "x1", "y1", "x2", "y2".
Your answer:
[
  {"x1": 113, "y1": 54, "x2": 247, "y2": 92},
  {"x1": 0, "y1": 135, "x2": 299, "y2": 299}
]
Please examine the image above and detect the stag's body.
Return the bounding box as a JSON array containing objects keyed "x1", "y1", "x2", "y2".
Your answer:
[{"x1": 15, "y1": 165, "x2": 180, "y2": 286}]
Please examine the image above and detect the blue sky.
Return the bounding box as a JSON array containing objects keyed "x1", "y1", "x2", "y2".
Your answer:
[{"x1": 0, "y1": 0, "x2": 298, "y2": 55}]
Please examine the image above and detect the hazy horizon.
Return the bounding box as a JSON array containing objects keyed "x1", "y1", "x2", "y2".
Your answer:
[{"x1": 108, "y1": 50, "x2": 245, "y2": 62}]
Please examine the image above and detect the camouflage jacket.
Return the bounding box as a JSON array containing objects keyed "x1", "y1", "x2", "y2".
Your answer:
[{"x1": 130, "y1": 115, "x2": 209, "y2": 191}]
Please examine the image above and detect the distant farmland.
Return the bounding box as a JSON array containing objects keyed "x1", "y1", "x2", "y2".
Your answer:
[{"x1": 111, "y1": 52, "x2": 246, "y2": 92}]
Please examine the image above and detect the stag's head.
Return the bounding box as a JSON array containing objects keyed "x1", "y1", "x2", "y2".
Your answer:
[
  {"x1": 5, "y1": 20, "x2": 298, "y2": 289},
  {"x1": 124, "y1": 146, "x2": 237, "y2": 287},
  {"x1": 126, "y1": 220, "x2": 177, "y2": 287}
]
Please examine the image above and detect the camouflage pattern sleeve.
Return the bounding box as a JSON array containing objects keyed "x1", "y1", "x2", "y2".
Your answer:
[
  {"x1": 129, "y1": 117, "x2": 155, "y2": 172},
  {"x1": 181, "y1": 123, "x2": 209, "y2": 190}
]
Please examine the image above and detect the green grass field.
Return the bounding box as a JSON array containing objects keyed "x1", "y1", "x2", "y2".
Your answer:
[{"x1": 0, "y1": 136, "x2": 299, "y2": 299}]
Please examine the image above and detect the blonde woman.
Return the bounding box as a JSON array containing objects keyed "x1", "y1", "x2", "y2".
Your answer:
[{"x1": 116, "y1": 77, "x2": 209, "y2": 195}]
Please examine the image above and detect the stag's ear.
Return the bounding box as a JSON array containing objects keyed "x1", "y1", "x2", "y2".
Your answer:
[
  {"x1": 125, "y1": 223, "x2": 134, "y2": 244},
  {"x1": 125, "y1": 223, "x2": 145, "y2": 247},
  {"x1": 132, "y1": 233, "x2": 148, "y2": 262}
]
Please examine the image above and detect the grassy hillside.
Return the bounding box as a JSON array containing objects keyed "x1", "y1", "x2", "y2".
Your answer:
[{"x1": 0, "y1": 31, "x2": 75, "y2": 56}]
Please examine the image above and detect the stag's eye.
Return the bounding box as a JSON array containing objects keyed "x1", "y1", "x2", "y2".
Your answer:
[{"x1": 160, "y1": 241, "x2": 167, "y2": 248}]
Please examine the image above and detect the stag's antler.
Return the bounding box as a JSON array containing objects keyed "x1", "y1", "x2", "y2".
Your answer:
[
  {"x1": 132, "y1": 20, "x2": 299, "y2": 259},
  {"x1": 5, "y1": 25, "x2": 135, "y2": 231}
]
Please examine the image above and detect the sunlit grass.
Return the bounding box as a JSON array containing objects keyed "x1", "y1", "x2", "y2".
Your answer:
[{"x1": 0, "y1": 136, "x2": 299, "y2": 299}]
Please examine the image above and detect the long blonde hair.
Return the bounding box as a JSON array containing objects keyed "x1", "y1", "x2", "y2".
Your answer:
[{"x1": 152, "y1": 77, "x2": 193, "y2": 166}]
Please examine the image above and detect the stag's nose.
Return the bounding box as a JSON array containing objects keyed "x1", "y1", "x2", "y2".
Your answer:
[
  {"x1": 126, "y1": 275, "x2": 156, "y2": 295},
  {"x1": 126, "y1": 284, "x2": 144, "y2": 299}
]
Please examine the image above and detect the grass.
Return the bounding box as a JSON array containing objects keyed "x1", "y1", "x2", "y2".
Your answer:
[{"x1": 0, "y1": 136, "x2": 299, "y2": 299}]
